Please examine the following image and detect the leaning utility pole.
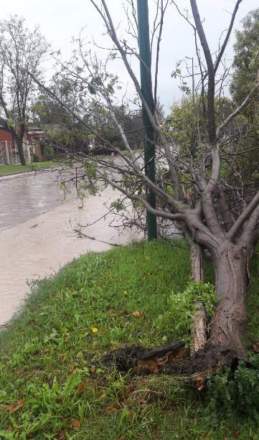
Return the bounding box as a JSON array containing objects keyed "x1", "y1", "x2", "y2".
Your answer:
[{"x1": 137, "y1": 0, "x2": 157, "y2": 240}]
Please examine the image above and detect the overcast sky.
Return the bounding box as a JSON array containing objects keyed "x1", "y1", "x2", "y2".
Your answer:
[{"x1": 1, "y1": 0, "x2": 258, "y2": 112}]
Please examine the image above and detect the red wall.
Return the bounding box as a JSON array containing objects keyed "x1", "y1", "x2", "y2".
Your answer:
[{"x1": 0, "y1": 129, "x2": 13, "y2": 143}]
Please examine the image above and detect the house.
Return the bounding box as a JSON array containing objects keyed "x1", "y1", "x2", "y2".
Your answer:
[
  {"x1": 26, "y1": 128, "x2": 46, "y2": 161},
  {"x1": 0, "y1": 127, "x2": 45, "y2": 164},
  {"x1": 0, "y1": 128, "x2": 18, "y2": 164}
]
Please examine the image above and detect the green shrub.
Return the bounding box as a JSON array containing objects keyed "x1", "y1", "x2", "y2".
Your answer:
[
  {"x1": 44, "y1": 145, "x2": 55, "y2": 160},
  {"x1": 32, "y1": 153, "x2": 40, "y2": 162},
  {"x1": 207, "y1": 354, "x2": 259, "y2": 420},
  {"x1": 155, "y1": 282, "x2": 216, "y2": 342}
]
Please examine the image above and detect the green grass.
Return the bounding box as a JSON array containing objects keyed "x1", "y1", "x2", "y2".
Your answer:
[
  {"x1": 0, "y1": 241, "x2": 259, "y2": 439},
  {"x1": 0, "y1": 161, "x2": 58, "y2": 177}
]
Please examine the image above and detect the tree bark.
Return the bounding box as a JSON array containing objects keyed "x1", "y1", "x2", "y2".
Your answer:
[
  {"x1": 16, "y1": 136, "x2": 26, "y2": 165},
  {"x1": 208, "y1": 242, "x2": 248, "y2": 358},
  {"x1": 191, "y1": 243, "x2": 204, "y2": 282}
]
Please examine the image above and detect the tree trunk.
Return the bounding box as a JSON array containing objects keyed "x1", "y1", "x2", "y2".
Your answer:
[
  {"x1": 191, "y1": 243, "x2": 204, "y2": 282},
  {"x1": 16, "y1": 136, "x2": 26, "y2": 165},
  {"x1": 209, "y1": 242, "x2": 248, "y2": 358}
]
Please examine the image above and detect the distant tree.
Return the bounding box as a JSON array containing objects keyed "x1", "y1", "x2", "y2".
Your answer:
[
  {"x1": 32, "y1": 74, "x2": 91, "y2": 155},
  {"x1": 230, "y1": 8, "x2": 259, "y2": 189},
  {"x1": 32, "y1": 74, "x2": 81, "y2": 127},
  {"x1": 0, "y1": 16, "x2": 47, "y2": 164},
  {"x1": 88, "y1": 104, "x2": 144, "y2": 152},
  {"x1": 168, "y1": 96, "x2": 234, "y2": 156},
  {"x1": 231, "y1": 8, "x2": 259, "y2": 114},
  {"x1": 33, "y1": 76, "x2": 144, "y2": 155}
]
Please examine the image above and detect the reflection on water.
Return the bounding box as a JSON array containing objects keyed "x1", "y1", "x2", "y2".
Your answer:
[{"x1": 0, "y1": 171, "x2": 75, "y2": 231}]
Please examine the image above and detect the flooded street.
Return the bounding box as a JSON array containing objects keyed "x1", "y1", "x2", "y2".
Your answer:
[
  {"x1": 0, "y1": 170, "x2": 74, "y2": 232},
  {"x1": 0, "y1": 171, "x2": 141, "y2": 327}
]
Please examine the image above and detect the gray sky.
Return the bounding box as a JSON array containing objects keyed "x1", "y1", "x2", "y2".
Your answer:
[{"x1": 1, "y1": 0, "x2": 258, "y2": 112}]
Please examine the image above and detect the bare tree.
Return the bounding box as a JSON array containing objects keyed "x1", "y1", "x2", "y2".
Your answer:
[
  {"x1": 31, "y1": 0, "x2": 259, "y2": 371},
  {"x1": 0, "y1": 16, "x2": 48, "y2": 164}
]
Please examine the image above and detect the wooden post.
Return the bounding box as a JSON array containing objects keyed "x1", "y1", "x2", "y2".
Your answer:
[
  {"x1": 26, "y1": 142, "x2": 32, "y2": 164},
  {"x1": 5, "y1": 141, "x2": 10, "y2": 165}
]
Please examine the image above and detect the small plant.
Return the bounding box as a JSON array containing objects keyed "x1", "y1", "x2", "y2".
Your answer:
[
  {"x1": 155, "y1": 282, "x2": 216, "y2": 342},
  {"x1": 207, "y1": 354, "x2": 259, "y2": 420}
]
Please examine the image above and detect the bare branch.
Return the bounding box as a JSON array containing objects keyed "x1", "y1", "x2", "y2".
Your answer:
[
  {"x1": 217, "y1": 82, "x2": 259, "y2": 138},
  {"x1": 150, "y1": 0, "x2": 161, "y2": 51},
  {"x1": 214, "y1": 0, "x2": 242, "y2": 74},
  {"x1": 154, "y1": 0, "x2": 170, "y2": 107},
  {"x1": 190, "y1": 0, "x2": 216, "y2": 144},
  {"x1": 240, "y1": 205, "x2": 259, "y2": 247},
  {"x1": 217, "y1": 185, "x2": 235, "y2": 231},
  {"x1": 184, "y1": 208, "x2": 220, "y2": 250},
  {"x1": 95, "y1": 166, "x2": 184, "y2": 222},
  {"x1": 90, "y1": 0, "x2": 160, "y2": 133},
  {"x1": 171, "y1": 1, "x2": 195, "y2": 30},
  {"x1": 207, "y1": 147, "x2": 220, "y2": 193},
  {"x1": 228, "y1": 192, "x2": 259, "y2": 241},
  {"x1": 74, "y1": 228, "x2": 122, "y2": 247}
]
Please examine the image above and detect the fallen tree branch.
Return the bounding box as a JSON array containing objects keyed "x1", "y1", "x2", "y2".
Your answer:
[
  {"x1": 102, "y1": 341, "x2": 187, "y2": 374},
  {"x1": 74, "y1": 228, "x2": 121, "y2": 247}
]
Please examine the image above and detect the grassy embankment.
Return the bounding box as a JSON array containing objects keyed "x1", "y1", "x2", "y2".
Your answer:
[
  {"x1": 0, "y1": 241, "x2": 259, "y2": 439},
  {"x1": 0, "y1": 161, "x2": 57, "y2": 177}
]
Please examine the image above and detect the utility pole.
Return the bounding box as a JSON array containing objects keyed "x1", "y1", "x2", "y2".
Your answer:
[{"x1": 137, "y1": 0, "x2": 157, "y2": 240}]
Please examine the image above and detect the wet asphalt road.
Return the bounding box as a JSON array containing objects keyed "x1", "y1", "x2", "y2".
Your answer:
[{"x1": 0, "y1": 170, "x2": 74, "y2": 232}]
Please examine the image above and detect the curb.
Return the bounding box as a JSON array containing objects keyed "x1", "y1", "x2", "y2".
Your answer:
[{"x1": 0, "y1": 168, "x2": 56, "y2": 181}]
